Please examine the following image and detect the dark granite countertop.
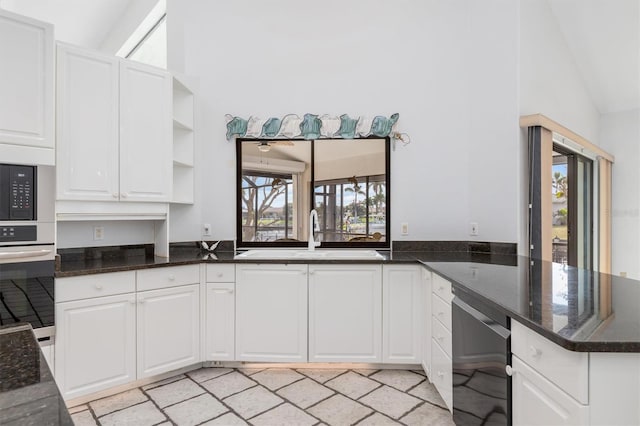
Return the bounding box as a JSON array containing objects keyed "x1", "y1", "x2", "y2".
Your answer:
[
  {"x1": 0, "y1": 323, "x2": 73, "y2": 425},
  {"x1": 55, "y1": 243, "x2": 640, "y2": 353}
]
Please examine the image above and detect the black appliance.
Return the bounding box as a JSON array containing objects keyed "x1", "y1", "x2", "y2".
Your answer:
[
  {"x1": 0, "y1": 164, "x2": 36, "y2": 221},
  {"x1": 452, "y1": 292, "x2": 511, "y2": 425}
]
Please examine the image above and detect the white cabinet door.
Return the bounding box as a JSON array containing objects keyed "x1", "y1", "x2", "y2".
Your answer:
[
  {"x1": 235, "y1": 264, "x2": 307, "y2": 362},
  {"x1": 55, "y1": 293, "x2": 136, "y2": 400},
  {"x1": 309, "y1": 264, "x2": 382, "y2": 363},
  {"x1": 0, "y1": 10, "x2": 53, "y2": 162},
  {"x1": 119, "y1": 61, "x2": 172, "y2": 202},
  {"x1": 56, "y1": 44, "x2": 119, "y2": 201},
  {"x1": 137, "y1": 284, "x2": 200, "y2": 378},
  {"x1": 512, "y1": 356, "x2": 589, "y2": 426},
  {"x1": 422, "y1": 269, "x2": 432, "y2": 376},
  {"x1": 431, "y1": 337, "x2": 453, "y2": 412},
  {"x1": 382, "y1": 265, "x2": 423, "y2": 364},
  {"x1": 205, "y1": 282, "x2": 235, "y2": 361}
]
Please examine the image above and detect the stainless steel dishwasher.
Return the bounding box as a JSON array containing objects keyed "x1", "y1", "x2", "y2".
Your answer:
[{"x1": 452, "y1": 292, "x2": 511, "y2": 425}]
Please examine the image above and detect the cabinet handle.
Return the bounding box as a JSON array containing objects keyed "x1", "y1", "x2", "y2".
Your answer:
[
  {"x1": 505, "y1": 365, "x2": 513, "y2": 376},
  {"x1": 168, "y1": 274, "x2": 175, "y2": 281},
  {"x1": 94, "y1": 284, "x2": 103, "y2": 290},
  {"x1": 529, "y1": 345, "x2": 541, "y2": 358}
]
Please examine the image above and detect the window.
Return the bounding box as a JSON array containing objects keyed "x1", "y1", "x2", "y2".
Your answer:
[
  {"x1": 117, "y1": 0, "x2": 167, "y2": 69},
  {"x1": 236, "y1": 137, "x2": 390, "y2": 248}
]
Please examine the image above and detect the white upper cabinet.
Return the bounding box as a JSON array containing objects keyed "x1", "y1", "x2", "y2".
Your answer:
[
  {"x1": 56, "y1": 44, "x2": 172, "y2": 203},
  {"x1": 0, "y1": 10, "x2": 54, "y2": 165},
  {"x1": 56, "y1": 44, "x2": 119, "y2": 201},
  {"x1": 119, "y1": 60, "x2": 172, "y2": 202}
]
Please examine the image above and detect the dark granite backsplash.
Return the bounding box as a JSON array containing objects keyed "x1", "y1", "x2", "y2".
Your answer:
[{"x1": 393, "y1": 240, "x2": 517, "y2": 255}]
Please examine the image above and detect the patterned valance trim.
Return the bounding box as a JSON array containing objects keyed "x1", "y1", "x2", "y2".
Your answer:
[{"x1": 225, "y1": 113, "x2": 399, "y2": 141}]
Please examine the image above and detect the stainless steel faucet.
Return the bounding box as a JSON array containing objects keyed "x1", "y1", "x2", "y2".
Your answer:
[{"x1": 308, "y1": 209, "x2": 321, "y2": 251}]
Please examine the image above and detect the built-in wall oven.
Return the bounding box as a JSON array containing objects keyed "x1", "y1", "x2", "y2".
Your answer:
[
  {"x1": 0, "y1": 164, "x2": 55, "y2": 343},
  {"x1": 452, "y1": 291, "x2": 511, "y2": 425}
]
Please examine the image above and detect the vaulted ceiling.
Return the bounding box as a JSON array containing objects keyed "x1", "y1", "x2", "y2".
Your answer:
[{"x1": 1, "y1": 0, "x2": 638, "y2": 114}]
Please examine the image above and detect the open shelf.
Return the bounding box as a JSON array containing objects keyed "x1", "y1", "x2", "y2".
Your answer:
[{"x1": 171, "y1": 74, "x2": 195, "y2": 204}]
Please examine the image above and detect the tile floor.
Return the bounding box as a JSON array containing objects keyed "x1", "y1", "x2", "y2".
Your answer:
[{"x1": 70, "y1": 367, "x2": 455, "y2": 426}]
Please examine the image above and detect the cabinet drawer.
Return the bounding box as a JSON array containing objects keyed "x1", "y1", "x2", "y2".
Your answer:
[
  {"x1": 432, "y1": 273, "x2": 453, "y2": 303},
  {"x1": 431, "y1": 337, "x2": 453, "y2": 412},
  {"x1": 432, "y1": 315, "x2": 452, "y2": 358},
  {"x1": 511, "y1": 320, "x2": 588, "y2": 404},
  {"x1": 206, "y1": 264, "x2": 235, "y2": 282},
  {"x1": 137, "y1": 265, "x2": 199, "y2": 291},
  {"x1": 432, "y1": 294, "x2": 452, "y2": 332},
  {"x1": 56, "y1": 271, "x2": 135, "y2": 302}
]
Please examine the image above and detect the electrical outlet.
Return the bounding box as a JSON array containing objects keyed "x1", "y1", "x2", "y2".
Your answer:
[
  {"x1": 93, "y1": 226, "x2": 104, "y2": 241},
  {"x1": 620, "y1": 272, "x2": 627, "y2": 278},
  {"x1": 470, "y1": 222, "x2": 479, "y2": 236},
  {"x1": 401, "y1": 222, "x2": 409, "y2": 235},
  {"x1": 203, "y1": 223, "x2": 212, "y2": 236}
]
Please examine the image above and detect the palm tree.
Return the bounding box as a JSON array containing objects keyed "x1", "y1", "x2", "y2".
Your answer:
[
  {"x1": 553, "y1": 172, "x2": 567, "y2": 199},
  {"x1": 345, "y1": 182, "x2": 365, "y2": 218}
]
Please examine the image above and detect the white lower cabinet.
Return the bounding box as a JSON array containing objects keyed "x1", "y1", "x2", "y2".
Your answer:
[
  {"x1": 136, "y1": 284, "x2": 200, "y2": 378},
  {"x1": 55, "y1": 266, "x2": 200, "y2": 400},
  {"x1": 235, "y1": 264, "x2": 308, "y2": 362},
  {"x1": 431, "y1": 335, "x2": 453, "y2": 410},
  {"x1": 205, "y1": 281, "x2": 235, "y2": 361},
  {"x1": 430, "y1": 273, "x2": 453, "y2": 412},
  {"x1": 309, "y1": 264, "x2": 382, "y2": 362},
  {"x1": 382, "y1": 264, "x2": 423, "y2": 364},
  {"x1": 55, "y1": 293, "x2": 136, "y2": 400},
  {"x1": 512, "y1": 355, "x2": 589, "y2": 425}
]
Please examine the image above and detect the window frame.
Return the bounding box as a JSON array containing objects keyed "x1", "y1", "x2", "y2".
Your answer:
[{"x1": 236, "y1": 137, "x2": 391, "y2": 249}]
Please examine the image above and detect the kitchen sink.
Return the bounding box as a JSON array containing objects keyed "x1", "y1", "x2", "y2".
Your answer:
[{"x1": 234, "y1": 249, "x2": 384, "y2": 260}]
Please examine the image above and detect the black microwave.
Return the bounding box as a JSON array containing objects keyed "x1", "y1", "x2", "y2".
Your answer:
[{"x1": 0, "y1": 164, "x2": 36, "y2": 221}]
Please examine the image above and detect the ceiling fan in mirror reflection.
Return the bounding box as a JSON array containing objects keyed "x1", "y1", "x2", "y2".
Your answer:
[{"x1": 225, "y1": 113, "x2": 400, "y2": 141}]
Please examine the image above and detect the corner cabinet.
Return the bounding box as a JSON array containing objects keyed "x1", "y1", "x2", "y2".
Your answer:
[
  {"x1": 0, "y1": 10, "x2": 54, "y2": 165},
  {"x1": 56, "y1": 43, "x2": 172, "y2": 203},
  {"x1": 309, "y1": 264, "x2": 382, "y2": 362},
  {"x1": 235, "y1": 264, "x2": 308, "y2": 362}
]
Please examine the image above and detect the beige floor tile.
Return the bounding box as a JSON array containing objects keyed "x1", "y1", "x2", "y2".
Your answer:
[
  {"x1": 164, "y1": 393, "x2": 228, "y2": 426},
  {"x1": 250, "y1": 402, "x2": 318, "y2": 426},
  {"x1": 202, "y1": 371, "x2": 257, "y2": 399},
  {"x1": 307, "y1": 394, "x2": 372, "y2": 425},
  {"x1": 70, "y1": 410, "x2": 97, "y2": 426},
  {"x1": 251, "y1": 368, "x2": 305, "y2": 391},
  {"x1": 142, "y1": 374, "x2": 186, "y2": 390},
  {"x1": 187, "y1": 367, "x2": 234, "y2": 383},
  {"x1": 408, "y1": 381, "x2": 447, "y2": 408},
  {"x1": 325, "y1": 371, "x2": 381, "y2": 399},
  {"x1": 359, "y1": 386, "x2": 421, "y2": 419},
  {"x1": 237, "y1": 368, "x2": 265, "y2": 376},
  {"x1": 357, "y1": 412, "x2": 402, "y2": 425},
  {"x1": 400, "y1": 403, "x2": 455, "y2": 426},
  {"x1": 89, "y1": 388, "x2": 148, "y2": 417},
  {"x1": 411, "y1": 369, "x2": 427, "y2": 377},
  {"x1": 353, "y1": 369, "x2": 378, "y2": 376},
  {"x1": 67, "y1": 404, "x2": 88, "y2": 415},
  {"x1": 201, "y1": 412, "x2": 248, "y2": 425},
  {"x1": 369, "y1": 370, "x2": 424, "y2": 391},
  {"x1": 277, "y1": 378, "x2": 334, "y2": 409},
  {"x1": 223, "y1": 386, "x2": 283, "y2": 419},
  {"x1": 99, "y1": 401, "x2": 166, "y2": 426},
  {"x1": 297, "y1": 368, "x2": 347, "y2": 383},
  {"x1": 146, "y1": 378, "x2": 204, "y2": 408}
]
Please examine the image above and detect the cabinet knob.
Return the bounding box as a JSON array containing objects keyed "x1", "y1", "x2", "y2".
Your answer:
[
  {"x1": 94, "y1": 284, "x2": 103, "y2": 290},
  {"x1": 129, "y1": 299, "x2": 136, "y2": 305},
  {"x1": 308, "y1": 270, "x2": 315, "y2": 275},
  {"x1": 168, "y1": 274, "x2": 175, "y2": 281},
  {"x1": 529, "y1": 345, "x2": 541, "y2": 358},
  {"x1": 112, "y1": 193, "x2": 118, "y2": 198},
  {"x1": 437, "y1": 334, "x2": 444, "y2": 342},
  {"x1": 217, "y1": 273, "x2": 223, "y2": 278},
  {"x1": 437, "y1": 311, "x2": 444, "y2": 317},
  {"x1": 437, "y1": 371, "x2": 444, "y2": 378},
  {"x1": 138, "y1": 299, "x2": 146, "y2": 304},
  {"x1": 438, "y1": 286, "x2": 444, "y2": 291},
  {"x1": 121, "y1": 193, "x2": 128, "y2": 198}
]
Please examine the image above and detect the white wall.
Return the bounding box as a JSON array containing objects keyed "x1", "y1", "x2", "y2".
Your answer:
[
  {"x1": 599, "y1": 109, "x2": 640, "y2": 279},
  {"x1": 167, "y1": 0, "x2": 521, "y2": 244},
  {"x1": 519, "y1": 0, "x2": 600, "y2": 142},
  {"x1": 57, "y1": 221, "x2": 155, "y2": 249}
]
